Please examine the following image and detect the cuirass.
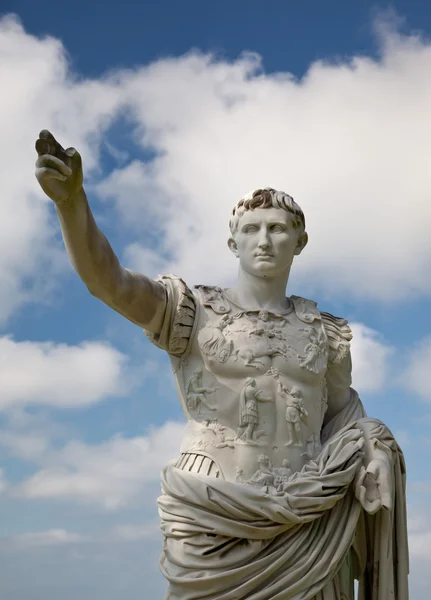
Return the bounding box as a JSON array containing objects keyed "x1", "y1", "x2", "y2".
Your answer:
[{"x1": 170, "y1": 286, "x2": 330, "y2": 483}]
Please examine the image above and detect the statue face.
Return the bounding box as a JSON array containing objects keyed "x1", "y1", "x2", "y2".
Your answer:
[{"x1": 229, "y1": 207, "x2": 305, "y2": 279}]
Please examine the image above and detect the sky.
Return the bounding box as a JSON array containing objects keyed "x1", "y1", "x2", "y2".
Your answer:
[{"x1": 0, "y1": 1, "x2": 431, "y2": 598}]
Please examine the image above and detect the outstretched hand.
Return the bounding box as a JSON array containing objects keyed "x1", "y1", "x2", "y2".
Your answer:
[{"x1": 35, "y1": 130, "x2": 83, "y2": 204}]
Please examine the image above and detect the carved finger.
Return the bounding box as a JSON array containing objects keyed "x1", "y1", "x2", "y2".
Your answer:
[
  {"x1": 354, "y1": 467, "x2": 367, "y2": 502},
  {"x1": 65, "y1": 147, "x2": 82, "y2": 170},
  {"x1": 36, "y1": 167, "x2": 67, "y2": 182},
  {"x1": 357, "y1": 484, "x2": 379, "y2": 514},
  {"x1": 377, "y1": 469, "x2": 393, "y2": 511},
  {"x1": 36, "y1": 130, "x2": 57, "y2": 155},
  {"x1": 363, "y1": 494, "x2": 381, "y2": 515},
  {"x1": 379, "y1": 488, "x2": 392, "y2": 511},
  {"x1": 36, "y1": 154, "x2": 72, "y2": 176},
  {"x1": 36, "y1": 130, "x2": 69, "y2": 163},
  {"x1": 35, "y1": 138, "x2": 51, "y2": 156}
]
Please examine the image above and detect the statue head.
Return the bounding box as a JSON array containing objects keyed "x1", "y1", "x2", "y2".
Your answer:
[
  {"x1": 228, "y1": 188, "x2": 308, "y2": 279},
  {"x1": 281, "y1": 459, "x2": 291, "y2": 468},
  {"x1": 291, "y1": 386, "x2": 302, "y2": 399}
]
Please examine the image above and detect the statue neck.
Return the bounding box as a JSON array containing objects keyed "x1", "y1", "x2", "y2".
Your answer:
[{"x1": 225, "y1": 268, "x2": 291, "y2": 313}]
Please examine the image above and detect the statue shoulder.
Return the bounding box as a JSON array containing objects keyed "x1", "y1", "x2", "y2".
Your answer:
[
  {"x1": 290, "y1": 295, "x2": 352, "y2": 364},
  {"x1": 320, "y1": 310, "x2": 353, "y2": 364},
  {"x1": 145, "y1": 274, "x2": 197, "y2": 356}
]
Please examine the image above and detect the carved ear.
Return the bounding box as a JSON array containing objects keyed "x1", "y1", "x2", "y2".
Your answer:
[
  {"x1": 294, "y1": 232, "x2": 308, "y2": 256},
  {"x1": 228, "y1": 237, "x2": 239, "y2": 258}
]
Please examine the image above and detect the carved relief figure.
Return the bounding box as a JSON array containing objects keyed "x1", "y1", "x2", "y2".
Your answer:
[
  {"x1": 186, "y1": 368, "x2": 219, "y2": 419},
  {"x1": 233, "y1": 316, "x2": 290, "y2": 368},
  {"x1": 236, "y1": 454, "x2": 275, "y2": 488},
  {"x1": 249, "y1": 309, "x2": 286, "y2": 339},
  {"x1": 198, "y1": 314, "x2": 233, "y2": 362},
  {"x1": 238, "y1": 456, "x2": 292, "y2": 490},
  {"x1": 283, "y1": 386, "x2": 308, "y2": 446},
  {"x1": 273, "y1": 459, "x2": 292, "y2": 486},
  {"x1": 303, "y1": 432, "x2": 321, "y2": 460},
  {"x1": 299, "y1": 328, "x2": 327, "y2": 373},
  {"x1": 236, "y1": 378, "x2": 272, "y2": 443},
  {"x1": 188, "y1": 422, "x2": 235, "y2": 451}
]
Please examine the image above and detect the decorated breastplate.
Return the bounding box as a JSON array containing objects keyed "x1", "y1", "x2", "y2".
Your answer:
[
  {"x1": 193, "y1": 286, "x2": 328, "y2": 381},
  {"x1": 171, "y1": 286, "x2": 330, "y2": 482}
]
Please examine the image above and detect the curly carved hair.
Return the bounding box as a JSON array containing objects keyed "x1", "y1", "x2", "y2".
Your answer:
[{"x1": 229, "y1": 188, "x2": 306, "y2": 236}]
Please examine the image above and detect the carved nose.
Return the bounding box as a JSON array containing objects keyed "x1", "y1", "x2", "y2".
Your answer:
[{"x1": 257, "y1": 233, "x2": 270, "y2": 248}]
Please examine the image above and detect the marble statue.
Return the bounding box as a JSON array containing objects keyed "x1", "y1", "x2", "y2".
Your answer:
[{"x1": 35, "y1": 130, "x2": 409, "y2": 600}]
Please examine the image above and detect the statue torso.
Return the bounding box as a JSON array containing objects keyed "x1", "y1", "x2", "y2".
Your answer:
[{"x1": 171, "y1": 286, "x2": 330, "y2": 484}]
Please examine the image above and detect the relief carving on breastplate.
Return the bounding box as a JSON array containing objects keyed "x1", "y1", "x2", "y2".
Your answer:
[
  {"x1": 235, "y1": 377, "x2": 273, "y2": 445},
  {"x1": 283, "y1": 386, "x2": 308, "y2": 446},
  {"x1": 302, "y1": 432, "x2": 322, "y2": 460},
  {"x1": 232, "y1": 310, "x2": 291, "y2": 368},
  {"x1": 268, "y1": 368, "x2": 308, "y2": 447},
  {"x1": 298, "y1": 326, "x2": 328, "y2": 373},
  {"x1": 187, "y1": 421, "x2": 235, "y2": 452},
  {"x1": 186, "y1": 291, "x2": 330, "y2": 478},
  {"x1": 198, "y1": 308, "x2": 293, "y2": 371},
  {"x1": 236, "y1": 454, "x2": 293, "y2": 493},
  {"x1": 185, "y1": 368, "x2": 219, "y2": 422},
  {"x1": 198, "y1": 314, "x2": 235, "y2": 364}
]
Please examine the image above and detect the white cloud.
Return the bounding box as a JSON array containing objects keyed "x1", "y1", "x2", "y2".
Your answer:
[
  {"x1": 402, "y1": 336, "x2": 431, "y2": 402},
  {"x1": 0, "y1": 469, "x2": 9, "y2": 495},
  {"x1": 1, "y1": 13, "x2": 431, "y2": 330},
  {"x1": 2, "y1": 523, "x2": 160, "y2": 547},
  {"x1": 8, "y1": 529, "x2": 86, "y2": 548},
  {"x1": 95, "y1": 20, "x2": 431, "y2": 303},
  {"x1": 122, "y1": 242, "x2": 170, "y2": 280},
  {"x1": 113, "y1": 522, "x2": 160, "y2": 541},
  {"x1": 0, "y1": 336, "x2": 128, "y2": 409},
  {"x1": 0, "y1": 430, "x2": 50, "y2": 461},
  {"x1": 0, "y1": 15, "x2": 124, "y2": 325},
  {"x1": 15, "y1": 421, "x2": 185, "y2": 509},
  {"x1": 350, "y1": 323, "x2": 393, "y2": 392},
  {"x1": 0, "y1": 528, "x2": 166, "y2": 600}
]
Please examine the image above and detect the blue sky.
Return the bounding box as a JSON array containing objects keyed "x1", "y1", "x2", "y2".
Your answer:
[{"x1": 0, "y1": 1, "x2": 431, "y2": 598}]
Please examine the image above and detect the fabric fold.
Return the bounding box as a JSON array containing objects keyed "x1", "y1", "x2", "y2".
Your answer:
[{"x1": 158, "y1": 417, "x2": 408, "y2": 600}]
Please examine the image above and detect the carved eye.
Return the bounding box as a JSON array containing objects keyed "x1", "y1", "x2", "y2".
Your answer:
[
  {"x1": 270, "y1": 224, "x2": 285, "y2": 233},
  {"x1": 243, "y1": 224, "x2": 259, "y2": 234}
]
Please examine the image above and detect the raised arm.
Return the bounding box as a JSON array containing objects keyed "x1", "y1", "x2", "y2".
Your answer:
[{"x1": 35, "y1": 130, "x2": 166, "y2": 334}]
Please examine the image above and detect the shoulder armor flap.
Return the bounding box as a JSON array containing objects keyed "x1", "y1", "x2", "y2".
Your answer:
[
  {"x1": 145, "y1": 274, "x2": 196, "y2": 357},
  {"x1": 194, "y1": 285, "x2": 231, "y2": 315},
  {"x1": 291, "y1": 295, "x2": 321, "y2": 324},
  {"x1": 321, "y1": 311, "x2": 352, "y2": 364}
]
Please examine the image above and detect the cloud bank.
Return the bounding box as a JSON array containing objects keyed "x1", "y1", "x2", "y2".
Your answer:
[
  {"x1": 2, "y1": 13, "x2": 431, "y2": 330},
  {"x1": 15, "y1": 421, "x2": 185, "y2": 509},
  {"x1": 0, "y1": 336, "x2": 128, "y2": 409}
]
